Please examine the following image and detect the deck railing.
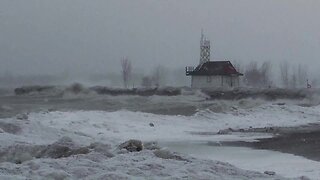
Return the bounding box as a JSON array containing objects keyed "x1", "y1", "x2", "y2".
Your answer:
[{"x1": 185, "y1": 66, "x2": 195, "y2": 76}]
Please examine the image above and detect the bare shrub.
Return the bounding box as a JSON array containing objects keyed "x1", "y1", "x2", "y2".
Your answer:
[
  {"x1": 280, "y1": 62, "x2": 289, "y2": 88},
  {"x1": 141, "y1": 76, "x2": 152, "y2": 88},
  {"x1": 260, "y1": 62, "x2": 272, "y2": 85},
  {"x1": 298, "y1": 64, "x2": 308, "y2": 87},
  {"x1": 152, "y1": 65, "x2": 166, "y2": 87},
  {"x1": 233, "y1": 61, "x2": 244, "y2": 75},
  {"x1": 290, "y1": 72, "x2": 297, "y2": 88},
  {"x1": 244, "y1": 61, "x2": 272, "y2": 87},
  {"x1": 67, "y1": 83, "x2": 84, "y2": 94},
  {"x1": 121, "y1": 57, "x2": 132, "y2": 88},
  {"x1": 285, "y1": 63, "x2": 308, "y2": 88}
]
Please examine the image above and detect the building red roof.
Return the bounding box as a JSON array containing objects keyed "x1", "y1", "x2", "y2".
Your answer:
[{"x1": 186, "y1": 61, "x2": 243, "y2": 76}]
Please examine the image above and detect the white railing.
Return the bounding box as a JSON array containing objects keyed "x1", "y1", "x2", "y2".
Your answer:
[{"x1": 185, "y1": 66, "x2": 195, "y2": 75}]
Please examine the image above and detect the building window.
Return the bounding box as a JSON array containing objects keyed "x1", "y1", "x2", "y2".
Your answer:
[{"x1": 207, "y1": 76, "x2": 211, "y2": 83}]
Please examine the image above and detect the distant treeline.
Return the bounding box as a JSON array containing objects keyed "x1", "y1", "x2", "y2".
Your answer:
[{"x1": 234, "y1": 61, "x2": 317, "y2": 88}]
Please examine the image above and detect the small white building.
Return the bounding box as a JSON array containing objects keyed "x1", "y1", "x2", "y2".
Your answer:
[
  {"x1": 186, "y1": 61, "x2": 243, "y2": 89},
  {"x1": 186, "y1": 32, "x2": 243, "y2": 89}
]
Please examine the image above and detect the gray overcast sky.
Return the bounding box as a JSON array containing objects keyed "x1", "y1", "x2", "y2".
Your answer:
[{"x1": 0, "y1": 0, "x2": 319, "y2": 75}]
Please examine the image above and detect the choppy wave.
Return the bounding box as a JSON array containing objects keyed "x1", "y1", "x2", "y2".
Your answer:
[
  {"x1": 0, "y1": 83, "x2": 318, "y2": 120},
  {"x1": 12, "y1": 83, "x2": 320, "y2": 101}
]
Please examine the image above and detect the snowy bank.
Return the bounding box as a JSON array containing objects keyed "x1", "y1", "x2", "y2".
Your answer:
[{"x1": 0, "y1": 102, "x2": 320, "y2": 179}]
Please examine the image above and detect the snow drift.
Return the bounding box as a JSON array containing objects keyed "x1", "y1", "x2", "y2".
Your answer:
[{"x1": 0, "y1": 101, "x2": 319, "y2": 179}]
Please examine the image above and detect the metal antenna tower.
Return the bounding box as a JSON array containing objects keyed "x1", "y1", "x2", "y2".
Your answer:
[{"x1": 199, "y1": 30, "x2": 210, "y2": 65}]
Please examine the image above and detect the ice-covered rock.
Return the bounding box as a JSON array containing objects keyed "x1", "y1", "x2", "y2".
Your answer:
[
  {"x1": 89, "y1": 142, "x2": 114, "y2": 157},
  {"x1": 0, "y1": 145, "x2": 36, "y2": 164},
  {"x1": 118, "y1": 140, "x2": 143, "y2": 152},
  {"x1": 153, "y1": 149, "x2": 187, "y2": 161},
  {"x1": 0, "y1": 122, "x2": 21, "y2": 134},
  {"x1": 16, "y1": 114, "x2": 28, "y2": 120},
  {"x1": 264, "y1": 171, "x2": 276, "y2": 176},
  {"x1": 144, "y1": 141, "x2": 160, "y2": 150},
  {"x1": 37, "y1": 137, "x2": 90, "y2": 159},
  {"x1": 0, "y1": 137, "x2": 91, "y2": 163},
  {"x1": 52, "y1": 136, "x2": 74, "y2": 147}
]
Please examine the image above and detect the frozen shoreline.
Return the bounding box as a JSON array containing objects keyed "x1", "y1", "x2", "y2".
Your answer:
[
  {"x1": 219, "y1": 123, "x2": 320, "y2": 162},
  {"x1": 0, "y1": 111, "x2": 292, "y2": 180},
  {"x1": 160, "y1": 141, "x2": 320, "y2": 179},
  {"x1": 0, "y1": 95, "x2": 319, "y2": 179}
]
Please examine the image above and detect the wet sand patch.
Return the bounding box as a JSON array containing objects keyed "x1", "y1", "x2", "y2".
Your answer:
[{"x1": 217, "y1": 124, "x2": 320, "y2": 161}]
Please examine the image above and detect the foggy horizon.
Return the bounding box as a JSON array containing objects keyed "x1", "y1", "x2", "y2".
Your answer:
[{"x1": 1, "y1": 0, "x2": 319, "y2": 79}]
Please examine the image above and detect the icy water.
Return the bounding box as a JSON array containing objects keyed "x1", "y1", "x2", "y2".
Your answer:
[
  {"x1": 0, "y1": 91, "x2": 271, "y2": 119},
  {"x1": 159, "y1": 141, "x2": 320, "y2": 179},
  {"x1": 0, "y1": 94, "x2": 205, "y2": 118}
]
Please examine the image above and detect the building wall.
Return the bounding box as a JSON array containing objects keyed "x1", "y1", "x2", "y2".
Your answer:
[{"x1": 191, "y1": 75, "x2": 240, "y2": 89}]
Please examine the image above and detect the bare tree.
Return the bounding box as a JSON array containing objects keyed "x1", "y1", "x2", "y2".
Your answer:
[
  {"x1": 152, "y1": 65, "x2": 166, "y2": 87},
  {"x1": 297, "y1": 64, "x2": 307, "y2": 87},
  {"x1": 233, "y1": 61, "x2": 244, "y2": 75},
  {"x1": 244, "y1": 62, "x2": 259, "y2": 86},
  {"x1": 244, "y1": 61, "x2": 272, "y2": 87},
  {"x1": 260, "y1": 61, "x2": 272, "y2": 85},
  {"x1": 141, "y1": 76, "x2": 152, "y2": 88},
  {"x1": 290, "y1": 72, "x2": 297, "y2": 88},
  {"x1": 121, "y1": 57, "x2": 132, "y2": 88},
  {"x1": 280, "y1": 61, "x2": 289, "y2": 88}
]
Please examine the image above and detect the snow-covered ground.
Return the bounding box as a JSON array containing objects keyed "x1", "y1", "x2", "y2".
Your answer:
[{"x1": 0, "y1": 100, "x2": 319, "y2": 179}]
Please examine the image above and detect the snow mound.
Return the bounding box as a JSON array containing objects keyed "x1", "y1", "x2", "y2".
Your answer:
[
  {"x1": 0, "y1": 148, "x2": 290, "y2": 180},
  {"x1": 0, "y1": 137, "x2": 93, "y2": 164},
  {"x1": 0, "y1": 121, "x2": 21, "y2": 134}
]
